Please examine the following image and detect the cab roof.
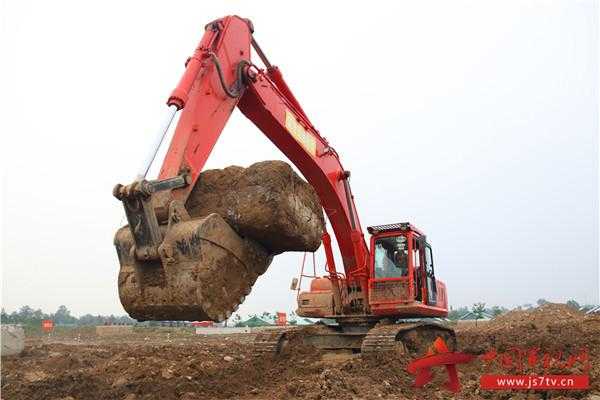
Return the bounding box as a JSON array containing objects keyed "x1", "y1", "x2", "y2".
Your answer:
[{"x1": 367, "y1": 222, "x2": 423, "y2": 236}]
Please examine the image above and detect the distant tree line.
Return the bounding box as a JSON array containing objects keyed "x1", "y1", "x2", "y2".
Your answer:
[
  {"x1": 448, "y1": 298, "x2": 596, "y2": 321},
  {"x1": 4, "y1": 299, "x2": 595, "y2": 327},
  {"x1": 1, "y1": 305, "x2": 135, "y2": 326},
  {"x1": 448, "y1": 304, "x2": 508, "y2": 320}
]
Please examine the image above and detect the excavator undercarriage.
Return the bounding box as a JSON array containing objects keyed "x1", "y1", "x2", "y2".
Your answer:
[{"x1": 253, "y1": 320, "x2": 456, "y2": 357}]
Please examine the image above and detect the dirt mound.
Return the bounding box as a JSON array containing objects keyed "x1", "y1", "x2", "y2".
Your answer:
[
  {"x1": 186, "y1": 160, "x2": 325, "y2": 253},
  {"x1": 485, "y1": 303, "x2": 584, "y2": 330},
  {"x1": 458, "y1": 304, "x2": 593, "y2": 353},
  {"x1": 457, "y1": 304, "x2": 599, "y2": 399}
]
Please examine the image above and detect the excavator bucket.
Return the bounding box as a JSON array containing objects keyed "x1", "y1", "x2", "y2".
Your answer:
[
  {"x1": 113, "y1": 161, "x2": 324, "y2": 322},
  {"x1": 115, "y1": 213, "x2": 272, "y2": 322}
]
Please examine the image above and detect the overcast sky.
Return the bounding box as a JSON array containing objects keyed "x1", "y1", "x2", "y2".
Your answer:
[{"x1": 1, "y1": 1, "x2": 598, "y2": 318}]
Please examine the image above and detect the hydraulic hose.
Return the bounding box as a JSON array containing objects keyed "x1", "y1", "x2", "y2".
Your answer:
[{"x1": 209, "y1": 52, "x2": 250, "y2": 98}]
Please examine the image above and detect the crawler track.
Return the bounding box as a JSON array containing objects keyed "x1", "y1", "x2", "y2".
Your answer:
[
  {"x1": 361, "y1": 322, "x2": 456, "y2": 355},
  {"x1": 253, "y1": 322, "x2": 456, "y2": 357},
  {"x1": 252, "y1": 328, "x2": 298, "y2": 356}
]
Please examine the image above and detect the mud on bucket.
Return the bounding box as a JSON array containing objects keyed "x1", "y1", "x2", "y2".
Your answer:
[{"x1": 114, "y1": 213, "x2": 272, "y2": 322}]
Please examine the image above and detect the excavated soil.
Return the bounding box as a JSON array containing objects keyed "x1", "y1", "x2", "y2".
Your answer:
[
  {"x1": 186, "y1": 160, "x2": 325, "y2": 254},
  {"x1": 2, "y1": 305, "x2": 599, "y2": 399}
]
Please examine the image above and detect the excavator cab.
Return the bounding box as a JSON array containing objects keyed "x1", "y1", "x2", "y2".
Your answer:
[
  {"x1": 367, "y1": 223, "x2": 447, "y2": 318},
  {"x1": 297, "y1": 222, "x2": 448, "y2": 320}
]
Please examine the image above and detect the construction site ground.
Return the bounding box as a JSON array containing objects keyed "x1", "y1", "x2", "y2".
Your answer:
[{"x1": 2, "y1": 304, "x2": 599, "y2": 400}]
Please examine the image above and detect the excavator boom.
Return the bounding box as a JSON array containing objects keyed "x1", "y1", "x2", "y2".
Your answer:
[{"x1": 161, "y1": 16, "x2": 368, "y2": 281}]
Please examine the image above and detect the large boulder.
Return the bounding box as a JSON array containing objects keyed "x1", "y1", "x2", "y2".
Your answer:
[{"x1": 186, "y1": 160, "x2": 325, "y2": 254}]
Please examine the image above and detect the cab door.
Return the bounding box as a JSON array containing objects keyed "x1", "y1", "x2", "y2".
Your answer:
[
  {"x1": 424, "y1": 243, "x2": 437, "y2": 305},
  {"x1": 413, "y1": 236, "x2": 426, "y2": 302}
]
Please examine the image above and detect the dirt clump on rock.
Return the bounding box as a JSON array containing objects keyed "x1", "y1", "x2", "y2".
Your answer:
[{"x1": 186, "y1": 160, "x2": 325, "y2": 254}]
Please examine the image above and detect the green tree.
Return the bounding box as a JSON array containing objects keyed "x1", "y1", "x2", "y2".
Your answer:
[
  {"x1": 1, "y1": 308, "x2": 9, "y2": 323},
  {"x1": 117, "y1": 315, "x2": 135, "y2": 325},
  {"x1": 31, "y1": 309, "x2": 45, "y2": 321},
  {"x1": 472, "y1": 302, "x2": 486, "y2": 326},
  {"x1": 53, "y1": 305, "x2": 76, "y2": 325},
  {"x1": 18, "y1": 305, "x2": 34, "y2": 321},
  {"x1": 490, "y1": 305, "x2": 505, "y2": 317},
  {"x1": 78, "y1": 314, "x2": 99, "y2": 325},
  {"x1": 9, "y1": 311, "x2": 19, "y2": 322}
]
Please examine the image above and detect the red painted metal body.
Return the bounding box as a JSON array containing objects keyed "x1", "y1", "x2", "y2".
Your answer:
[{"x1": 156, "y1": 15, "x2": 447, "y2": 319}]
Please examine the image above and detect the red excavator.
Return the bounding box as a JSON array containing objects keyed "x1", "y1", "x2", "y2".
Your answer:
[{"x1": 114, "y1": 15, "x2": 454, "y2": 355}]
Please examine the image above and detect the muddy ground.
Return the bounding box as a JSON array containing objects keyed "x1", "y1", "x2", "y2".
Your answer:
[{"x1": 2, "y1": 304, "x2": 599, "y2": 400}]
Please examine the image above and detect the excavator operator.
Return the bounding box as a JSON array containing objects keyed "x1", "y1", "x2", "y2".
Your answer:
[
  {"x1": 393, "y1": 249, "x2": 408, "y2": 276},
  {"x1": 375, "y1": 236, "x2": 409, "y2": 278}
]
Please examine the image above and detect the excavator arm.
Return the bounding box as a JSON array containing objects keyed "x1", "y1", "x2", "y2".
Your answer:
[{"x1": 150, "y1": 16, "x2": 369, "y2": 291}]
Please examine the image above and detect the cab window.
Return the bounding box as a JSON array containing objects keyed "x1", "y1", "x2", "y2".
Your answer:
[
  {"x1": 412, "y1": 238, "x2": 422, "y2": 270},
  {"x1": 374, "y1": 235, "x2": 409, "y2": 279},
  {"x1": 425, "y1": 245, "x2": 434, "y2": 275}
]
